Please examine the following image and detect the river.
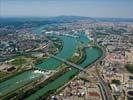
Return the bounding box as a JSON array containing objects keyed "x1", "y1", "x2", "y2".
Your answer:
[
  {"x1": 0, "y1": 70, "x2": 43, "y2": 96},
  {"x1": 26, "y1": 47, "x2": 102, "y2": 100},
  {"x1": 37, "y1": 36, "x2": 78, "y2": 70},
  {"x1": 0, "y1": 27, "x2": 103, "y2": 99},
  {"x1": 25, "y1": 29, "x2": 102, "y2": 99}
]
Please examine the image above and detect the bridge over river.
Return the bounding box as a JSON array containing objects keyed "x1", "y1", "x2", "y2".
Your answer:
[
  {"x1": 49, "y1": 53, "x2": 113, "y2": 100},
  {"x1": 49, "y1": 54, "x2": 87, "y2": 73}
]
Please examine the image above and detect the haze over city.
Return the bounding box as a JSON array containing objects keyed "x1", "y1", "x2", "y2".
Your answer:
[{"x1": 1, "y1": 0, "x2": 133, "y2": 18}]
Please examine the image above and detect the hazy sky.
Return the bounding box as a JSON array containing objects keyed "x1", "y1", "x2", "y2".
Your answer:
[{"x1": 1, "y1": 0, "x2": 133, "y2": 18}]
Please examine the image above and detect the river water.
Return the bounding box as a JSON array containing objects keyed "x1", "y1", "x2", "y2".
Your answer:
[
  {"x1": 25, "y1": 29, "x2": 102, "y2": 99},
  {"x1": 26, "y1": 47, "x2": 102, "y2": 100},
  {"x1": 0, "y1": 70, "x2": 43, "y2": 96},
  {"x1": 0, "y1": 27, "x2": 103, "y2": 99},
  {"x1": 37, "y1": 36, "x2": 78, "y2": 70}
]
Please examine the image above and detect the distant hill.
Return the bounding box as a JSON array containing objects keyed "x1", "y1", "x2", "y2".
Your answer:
[
  {"x1": 46, "y1": 16, "x2": 133, "y2": 22},
  {"x1": 94, "y1": 17, "x2": 133, "y2": 22},
  {"x1": 44, "y1": 15, "x2": 93, "y2": 21},
  {"x1": 1, "y1": 16, "x2": 133, "y2": 27}
]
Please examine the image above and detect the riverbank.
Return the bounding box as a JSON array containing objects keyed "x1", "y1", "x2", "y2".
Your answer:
[
  {"x1": 0, "y1": 31, "x2": 103, "y2": 99},
  {"x1": 0, "y1": 68, "x2": 32, "y2": 83},
  {"x1": 36, "y1": 36, "x2": 78, "y2": 70},
  {"x1": 3, "y1": 67, "x2": 69, "y2": 100},
  {"x1": 55, "y1": 46, "x2": 104, "y2": 95},
  {"x1": 25, "y1": 47, "x2": 103, "y2": 100}
]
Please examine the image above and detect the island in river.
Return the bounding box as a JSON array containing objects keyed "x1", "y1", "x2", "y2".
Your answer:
[{"x1": 0, "y1": 27, "x2": 103, "y2": 99}]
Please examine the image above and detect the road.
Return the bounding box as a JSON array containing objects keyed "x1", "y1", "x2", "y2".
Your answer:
[
  {"x1": 95, "y1": 73, "x2": 113, "y2": 100},
  {"x1": 50, "y1": 54, "x2": 87, "y2": 73},
  {"x1": 95, "y1": 45, "x2": 113, "y2": 100}
]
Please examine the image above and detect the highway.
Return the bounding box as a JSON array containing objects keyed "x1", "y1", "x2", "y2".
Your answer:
[
  {"x1": 95, "y1": 73, "x2": 113, "y2": 100},
  {"x1": 95, "y1": 45, "x2": 113, "y2": 100}
]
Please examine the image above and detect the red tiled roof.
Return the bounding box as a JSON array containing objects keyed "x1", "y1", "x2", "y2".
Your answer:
[{"x1": 88, "y1": 92, "x2": 100, "y2": 97}]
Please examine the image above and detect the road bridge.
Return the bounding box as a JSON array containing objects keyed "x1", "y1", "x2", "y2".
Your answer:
[
  {"x1": 48, "y1": 53, "x2": 112, "y2": 100},
  {"x1": 49, "y1": 54, "x2": 87, "y2": 73}
]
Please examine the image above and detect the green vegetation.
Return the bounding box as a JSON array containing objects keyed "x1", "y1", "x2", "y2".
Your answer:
[
  {"x1": 0, "y1": 72, "x2": 7, "y2": 79},
  {"x1": 47, "y1": 36, "x2": 63, "y2": 54},
  {"x1": 10, "y1": 55, "x2": 36, "y2": 67},
  {"x1": 54, "y1": 42, "x2": 63, "y2": 51},
  {"x1": 125, "y1": 64, "x2": 133, "y2": 73},
  {"x1": 11, "y1": 57, "x2": 27, "y2": 66},
  {"x1": 48, "y1": 43, "x2": 58, "y2": 54},
  {"x1": 52, "y1": 37, "x2": 63, "y2": 51},
  {"x1": 34, "y1": 57, "x2": 48, "y2": 65},
  {"x1": 89, "y1": 40, "x2": 94, "y2": 45},
  {"x1": 0, "y1": 56, "x2": 36, "y2": 81},
  {"x1": 69, "y1": 47, "x2": 84, "y2": 63},
  {"x1": 56, "y1": 64, "x2": 68, "y2": 70}
]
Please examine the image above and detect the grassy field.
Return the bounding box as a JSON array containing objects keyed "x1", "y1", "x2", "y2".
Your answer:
[
  {"x1": 11, "y1": 56, "x2": 27, "y2": 66},
  {"x1": 0, "y1": 72, "x2": 7, "y2": 79}
]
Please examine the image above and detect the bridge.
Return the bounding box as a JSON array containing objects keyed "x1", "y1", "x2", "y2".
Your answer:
[
  {"x1": 46, "y1": 32, "x2": 79, "y2": 38},
  {"x1": 48, "y1": 54, "x2": 88, "y2": 74},
  {"x1": 48, "y1": 53, "x2": 112, "y2": 100}
]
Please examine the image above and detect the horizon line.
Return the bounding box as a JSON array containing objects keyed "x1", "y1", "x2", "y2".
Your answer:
[{"x1": 1, "y1": 15, "x2": 133, "y2": 19}]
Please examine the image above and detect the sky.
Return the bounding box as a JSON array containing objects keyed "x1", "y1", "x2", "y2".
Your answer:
[{"x1": 0, "y1": 0, "x2": 133, "y2": 18}]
